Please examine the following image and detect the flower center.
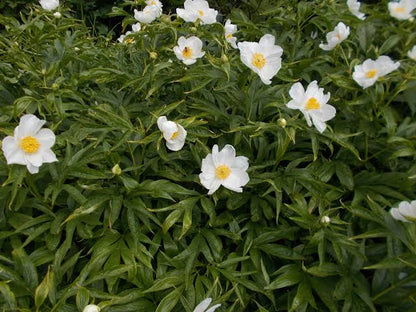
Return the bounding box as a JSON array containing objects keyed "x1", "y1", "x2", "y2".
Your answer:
[
  {"x1": 125, "y1": 38, "x2": 134, "y2": 44},
  {"x1": 198, "y1": 10, "x2": 204, "y2": 17},
  {"x1": 182, "y1": 46, "x2": 193, "y2": 59},
  {"x1": 306, "y1": 97, "x2": 320, "y2": 110},
  {"x1": 365, "y1": 69, "x2": 378, "y2": 78},
  {"x1": 150, "y1": 0, "x2": 156, "y2": 4},
  {"x1": 251, "y1": 53, "x2": 266, "y2": 69},
  {"x1": 226, "y1": 34, "x2": 233, "y2": 39},
  {"x1": 170, "y1": 131, "x2": 178, "y2": 139},
  {"x1": 336, "y1": 33, "x2": 341, "y2": 40},
  {"x1": 20, "y1": 136, "x2": 40, "y2": 154},
  {"x1": 394, "y1": 7, "x2": 405, "y2": 13},
  {"x1": 215, "y1": 165, "x2": 231, "y2": 180}
]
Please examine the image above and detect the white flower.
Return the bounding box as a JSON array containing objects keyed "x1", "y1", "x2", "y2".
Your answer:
[
  {"x1": 224, "y1": 19, "x2": 238, "y2": 49},
  {"x1": 286, "y1": 81, "x2": 336, "y2": 133},
  {"x1": 146, "y1": 0, "x2": 163, "y2": 11},
  {"x1": 82, "y1": 304, "x2": 101, "y2": 312},
  {"x1": 321, "y1": 216, "x2": 331, "y2": 225},
  {"x1": 157, "y1": 116, "x2": 187, "y2": 151},
  {"x1": 173, "y1": 36, "x2": 205, "y2": 65},
  {"x1": 2, "y1": 114, "x2": 57, "y2": 174},
  {"x1": 388, "y1": 0, "x2": 416, "y2": 20},
  {"x1": 199, "y1": 144, "x2": 249, "y2": 195},
  {"x1": 347, "y1": 0, "x2": 366, "y2": 20},
  {"x1": 53, "y1": 11, "x2": 61, "y2": 18},
  {"x1": 238, "y1": 34, "x2": 283, "y2": 85},
  {"x1": 408, "y1": 45, "x2": 416, "y2": 60},
  {"x1": 319, "y1": 22, "x2": 350, "y2": 51},
  {"x1": 193, "y1": 298, "x2": 221, "y2": 312},
  {"x1": 352, "y1": 55, "x2": 400, "y2": 89},
  {"x1": 117, "y1": 23, "x2": 141, "y2": 43},
  {"x1": 134, "y1": 5, "x2": 161, "y2": 24},
  {"x1": 390, "y1": 200, "x2": 416, "y2": 223},
  {"x1": 39, "y1": 0, "x2": 59, "y2": 11},
  {"x1": 176, "y1": 0, "x2": 218, "y2": 25}
]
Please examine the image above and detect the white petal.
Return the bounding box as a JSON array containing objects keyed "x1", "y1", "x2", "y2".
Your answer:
[
  {"x1": 259, "y1": 34, "x2": 275, "y2": 46},
  {"x1": 26, "y1": 163, "x2": 40, "y2": 174},
  {"x1": 289, "y1": 82, "x2": 305, "y2": 101},
  {"x1": 42, "y1": 149, "x2": 58, "y2": 163},
  {"x1": 390, "y1": 207, "x2": 411, "y2": 222},
  {"x1": 16, "y1": 115, "x2": 46, "y2": 138},
  {"x1": 166, "y1": 139, "x2": 185, "y2": 151},
  {"x1": 206, "y1": 304, "x2": 221, "y2": 312},
  {"x1": 36, "y1": 128, "x2": 56, "y2": 149},
  {"x1": 193, "y1": 298, "x2": 212, "y2": 312},
  {"x1": 2, "y1": 136, "x2": 26, "y2": 165},
  {"x1": 213, "y1": 144, "x2": 236, "y2": 166}
]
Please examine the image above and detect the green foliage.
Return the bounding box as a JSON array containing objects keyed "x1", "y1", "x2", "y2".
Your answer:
[{"x1": 1, "y1": 0, "x2": 416, "y2": 311}]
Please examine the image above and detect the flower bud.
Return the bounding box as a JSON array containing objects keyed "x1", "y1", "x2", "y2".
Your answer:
[
  {"x1": 53, "y1": 12, "x2": 62, "y2": 18},
  {"x1": 112, "y1": 164, "x2": 122, "y2": 175},
  {"x1": 277, "y1": 118, "x2": 287, "y2": 128},
  {"x1": 321, "y1": 216, "x2": 330, "y2": 226},
  {"x1": 83, "y1": 304, "x2": 100, "y2": 312},
  {"x1": 149, "y1": 51, "x2": 158, "y2": 59}
]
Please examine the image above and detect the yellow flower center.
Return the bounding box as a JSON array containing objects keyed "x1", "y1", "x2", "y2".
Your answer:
[
  {"x1": 182, "y1": 46, "x2": 193, "y2": 59},
  {"x1": 226, "y1": 34, "x2": 233, "y2": 39},
  {"x1": 198, "y1": 10, "x2": 204, "y2": 17},
  {"x1": 125, "y1": 38, "x2": 134, "y2": 44},
  {"x1": 365, "y1": 69, "x2": 378, "y2": 78},
  {"x1": 394, "y1": 7, "x2": 405, "y2": 13},
  {"x1": 20, "y1": 136, "x2": 40, "y2": 154},
  {"x1": 170, "y1": 131, "x2": 178, "y2": 139},
  {"x1": 306, "y1": 97, "x2": 320, "y2": 110},
  {"x1": 215, "y1": 165, "x2": 231, "y2": 180},
  {"x1": 150, "y1": 0, "x2": 156, "y2": 4},
  {"x1": 336, "y1": 33, "x2": 341, "y2": 40},
  {"x1": 251, "y1": 53, "x2": 266, "y2": 69}
]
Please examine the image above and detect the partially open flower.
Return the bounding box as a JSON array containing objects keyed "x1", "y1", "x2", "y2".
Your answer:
[
  {"x1": 2, "y1": 114, "x2": 58, "y2": 174},
  {"x1": 176, "y1": 0, "x2": 218, "y2": 25},
  {"x1": 390, "y1": 200, "x2": 416, "y2": 223},
  {"x1": 352, "y1": 55, "x2": 400, "y2": 89},
  {"x1": 39, "y1": 0, "x2": 59, "y2": 11},
  {"x1": 286, "y1": 80, "x2": 336, "y2": 133},
  {"x1": 157, "y1": 116, "x2": 187, "y2": 151},
  {"x1": 224, "y1": 19, "x2": 238, "y2": 49},
  {"x1": 388, "y1": 0, "x2": 416, "y2": 20},
  {"x1": 199, "y1": 144, "x2": 249, "y2": 195},
  {"x1": 193, "y1": 298, "x2": 221, "y2": 312},
  {"x1": 238, "y1": 34, "x2": 283, "y2": 85},
  {"x1": 134, "y1": 5, "x2": 161, "y2": 24},
  {"x1": 347, "y1": 0, "x2": 366, "y2": 20},
  {"x1": 117, "y1": 23, "x2": 141, "y2": 44},
  {"x1": 173, "y1": 36, "x2": 205, "y2": 65},
  {"x1": 319, "y1": 22, "x2": 350, "y2": 51},
  {"x1": 82, "y1": 304, "x2": 100, "y2": 312},
  {"x1": 408, "y1": 45, "x2": 416, "y2": 60}
]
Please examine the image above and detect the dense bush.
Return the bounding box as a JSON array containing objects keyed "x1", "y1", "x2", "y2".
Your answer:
[{"x1": 0, "y1": 0, "x2": 416, "y2": 311}]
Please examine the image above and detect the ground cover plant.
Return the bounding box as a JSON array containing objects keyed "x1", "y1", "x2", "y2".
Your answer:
[{"x1": 1, "y1": 0, "x2": 416, "y2": 311}]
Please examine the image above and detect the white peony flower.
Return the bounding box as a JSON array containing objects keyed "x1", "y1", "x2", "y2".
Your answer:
[
  {"x1": 134, "y1": 5, "x2": 161, "y2": 24},
  {"x1": 82, "y1": 304, "x2": 101, "y2": 312},
  {"x1": 199, "y1": 144, "x2": 249, "y2": 195},
  {"x1": 286, "y1": 80, "x2": 336, "y2": 133},
  {"x1": 319, "y1": 22, "x2": 350, "y2": 51},
  {"x1": 173, "y1": 36, "x2": 205, "y2": 65},
  {"x1": 157, "y1": 116, "x2": 187, "y2": 151},
  {"x1": 2, "y1": 114, "x2": 57, "y2": 174},
  {"x1": 117, "y1": 23, "x2": 141, "y2": 44},
  {"x1": 176, "y1": 0, "x2": 218, "y2": 25},
  {"x1": 352, "y1": 55, "x2": 400, "y2": 89},
  {"x1": 193, "y1": 298, "x2": 221, "y2": 312},
  {"x1": 388, "y1": 0, "x2": 416, "y2": 20},
  {"x1": 390, "y1": 200, "x2": 416, "y2": 223},
  {"x1": 237, "y1": 34, "x2": 283, "y2": 85},
  {"x1": 39, "y1": 0, "x2": 59, "y2": 11},
  {"x1": 146, "y1": 0, "x2": 163, "y2": 11},
  {"x1": 224, "y1": 19, "x2": 238, "y2": 49},
  {"x1": 408, "y1": 45, "x2": 416, "y2": 60},
  {"x1": 347, "y1": 0, "x2": 366, "y2": 20}
]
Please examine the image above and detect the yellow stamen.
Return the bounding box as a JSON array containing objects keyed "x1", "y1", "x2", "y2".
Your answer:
[
  {"x1": 198, "y1": 10, "x2": 204, "y2": 17},
  {"x1": 150, "y1": 0, "x2": 156, "y2": 4},
  {"x1": 170, "y1": 131, "x2": 178, "y2": 139},
  {"x1": 125, "y1": 38, "x2": 134, "y2": 44},
  {"x1": 182, "y1": 46, "x2": 193, "y2": 59},
  {"x1": 215, "y1": 165, "x2": 231, "y2": 180},
  {"x1": 394, "y1": 7, "x2": 405, "y2": 13},
  {"x1": 251, "y1": 53, "x2": 266, "y2": 69},
  {"x1": 226, "y1": 34, "x2": 233, "y2": 39},
  {"x1": 365, "y1": 69, "x2": 378, "y2": 78},
  {"x1": 306, "y1": 97, "x2": 320, "y2": 110},
  {"x1": 20, "y1": 136, "x2": 40, "y2": 154}
]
